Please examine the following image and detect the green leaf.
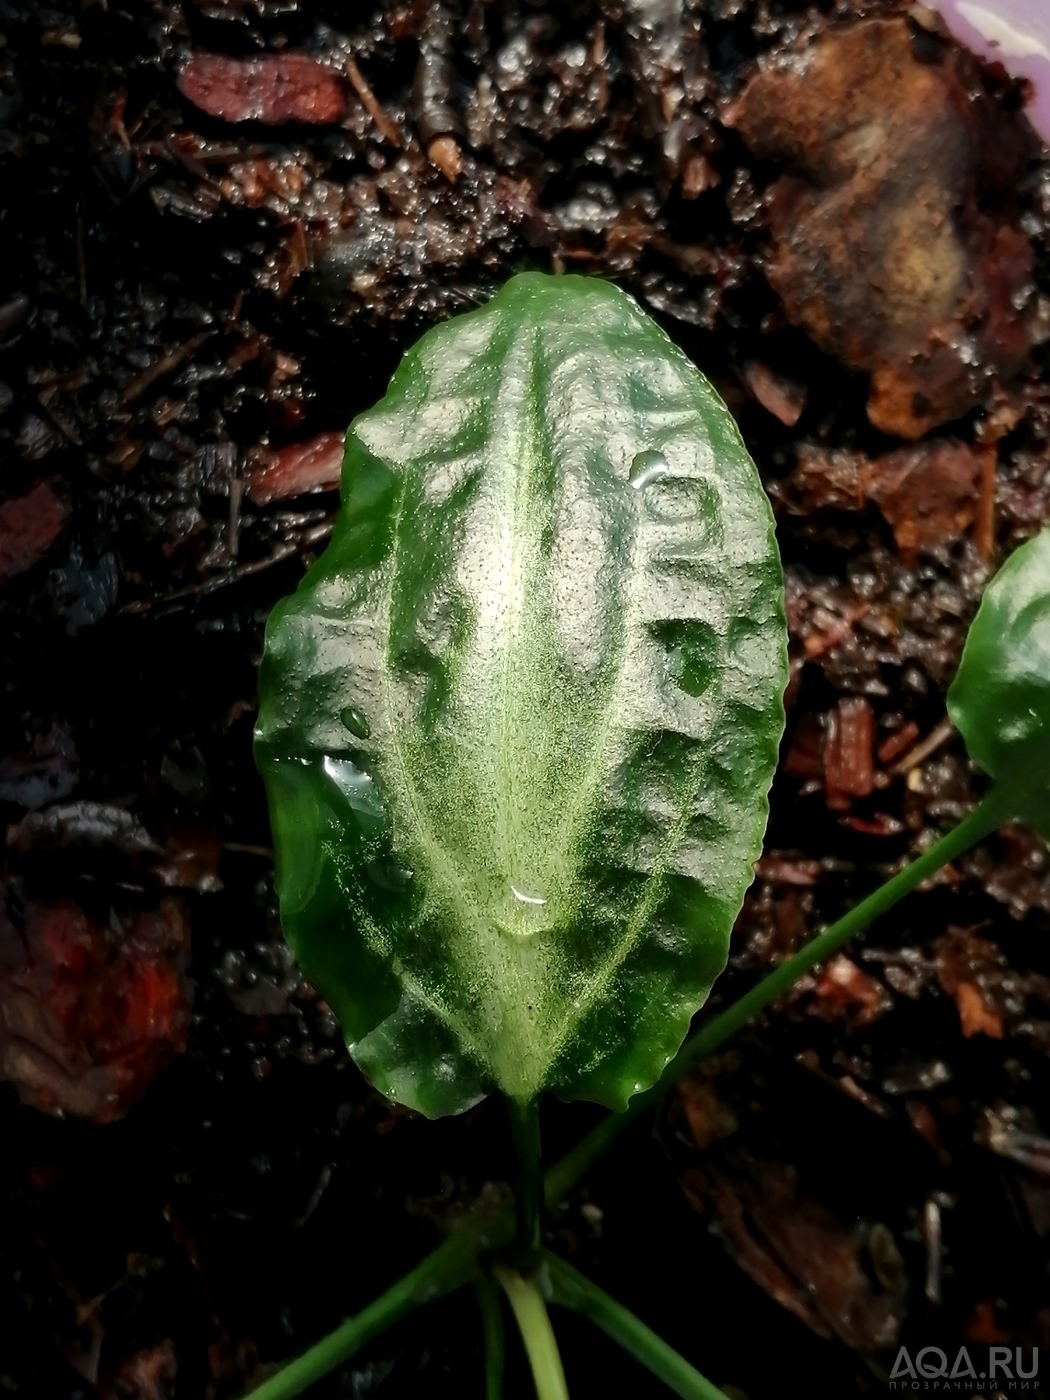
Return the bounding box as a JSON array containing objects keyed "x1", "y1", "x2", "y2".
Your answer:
[
  {"x1": 255, "y1": 273, "x2": 788, "y2": 1118},
  {"x1": 948, "y1": 526, "x2": 1050, "y2": 836}
]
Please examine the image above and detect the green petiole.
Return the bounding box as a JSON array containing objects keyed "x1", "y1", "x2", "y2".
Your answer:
[
  {"x1": 243, "y1": 1207, "x2": 511, "y2": 1400},
  {"x1": 543, "y1": 1251, "x2": 729, "y2": 1400},
  {"x1": 508, "y1": 1096, "x2": 544, "y2": 1265},
  {"x1": 494, "y1": 1266, "x2": 570, "y2": 1400}
]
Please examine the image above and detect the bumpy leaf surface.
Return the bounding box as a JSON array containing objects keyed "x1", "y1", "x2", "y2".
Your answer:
[
  {"x1": 255, "y1": 273, "x2": 787, "y2": 1117},
  {"x1": 948, "y1": 526, "x2": 1050, "y2": 835}
]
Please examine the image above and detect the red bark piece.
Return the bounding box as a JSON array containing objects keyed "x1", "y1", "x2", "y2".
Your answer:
[
  {"x1": 905, "y1": 1100, "x2": 949, "y2": 1158},
  {"x1": 0, "y1": 894, "x2": 192, "y2": 1123},
  {"x1": 247, "y1": 430, "x2": 344, "y2": 504},
  {"x1": 0, "y1": 478, "x2": 71, "y2": 585},
  {"x1": 679, "y1": 1078, "x2": 739, "y2": 1150},
  {"x1": 732, "y1": 18, "x2": 1034, "y2": 439},
  {"x1": 876, "y1": 721, "x2": 920, "y2": 767},
  {"x1": 811, "y1": 955, "x2": 893, "y2": 1027},
  {"x1": 789, "y1": 440, "x2": 983, "y2": 563},
  {"x1": 755, "y1": 854, "x2": 822, "y2": 887},
  {"x1": 965, "y1": 1300, "x2": 1005, "y2": 1346},
  {"x1": 110, "y1": 1340, "x2": 177, "y2": 1400},
  {"x1": 782, "y1": 712, "x2": 824, "y2": 778},
  {"x1": 823, "y1": 697, "x2": 874, "y2": 811},
  {"x1": 155, "y1": 822, "x2": 223, "y2": 894},
  {"x1": 863, "y1": 441, "x2": 981, "y2": 565},
  {"x1": 934, "y1": 926, "x2": 1008, "y2": 1040},
  {"x1": 741, "y1": 360, "x2": 807, "y2": 427},
  {"x1": 839, "y1": 813, "x2": 904, "y2": 838},
  {"x1": 177, "y1": 53, "x2": 347, "y2": 126},
  {"x1": 791, "y1": 445, "x2": 865, "y2": 515},
  {"x1": 686, "y1": 1156, "x2": 904, "y2": 1349}
]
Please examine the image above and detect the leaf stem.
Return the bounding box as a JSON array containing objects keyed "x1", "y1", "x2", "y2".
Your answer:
[
  {"x1": 475, "y1": 1279, "x2": 506, "y2": 1399},
  {"x1": 508, "y1": 1096, "x2": 543, "y2": 1263},
  {"x1": 244, "y1": 1209, "x2": 508, "y2": 1400},
  {"x1": 495, "y1": 1267, "x2": 570, "y2": 1400},
  {"x1": 545, "y1": 790, "x2": 1010, "y2": 1207},
  {"x1": 543, "y1": 1251, "x2": 728, "y2": 1400}
]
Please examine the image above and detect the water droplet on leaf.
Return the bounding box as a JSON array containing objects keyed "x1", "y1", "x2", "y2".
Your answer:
[
  {"x1": 323, "y1": 756, "x2": 386, "y2": 819},
  {"x1": 629, "y1": 452, "x2": 718, "y2": 532},
  {"x1": 340, "y1": 705, "x2": 370, "y2": 739},
  {"x1": 511, "y1": 885, "x2": 547, "y2": 907},
  {"x1": 629, "y1": 449, "x2": 670, "y2": 490},
  {"x1": 499, "y1": 881, "x2": 552, "y2": 937}
]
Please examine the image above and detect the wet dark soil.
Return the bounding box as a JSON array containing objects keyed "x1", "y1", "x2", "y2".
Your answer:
[{"x1": 3, "y1": 2, "x2": 1050, "y2": 1397}]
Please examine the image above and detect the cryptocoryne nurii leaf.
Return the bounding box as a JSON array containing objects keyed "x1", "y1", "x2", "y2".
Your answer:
[
  {"x1": 948, "y1": 525, "x2": 1050, "y2": 839},
  {"x1": 255, "y1": 272, "x2": 788, "y2": 1117}
]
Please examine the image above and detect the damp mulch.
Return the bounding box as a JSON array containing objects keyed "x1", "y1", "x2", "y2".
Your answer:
[{"x1": 3, "y1": 2, "x2": 1050, "y2": 1397}]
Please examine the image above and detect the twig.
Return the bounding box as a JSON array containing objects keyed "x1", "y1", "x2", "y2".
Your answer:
[
  {"x1": 120, "y1": 333, "x2": 209, "y2": 405},
  {"x1": 886, "y1": 716, "x2": 955, "y2": 778},
  {"x1": 344, "y1": 55, "x2": 402, "y2": 147},
  {"x1": 975, "y1": 443, "x2": 997, "y2": 563},
  {"x1": 122, "y1": 523, "x2": 333, "y2": 614},
  {"x1": 223, "y1": 842, "x2": 274, "y2": 859}
]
